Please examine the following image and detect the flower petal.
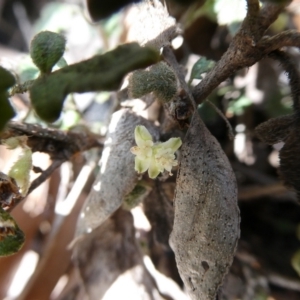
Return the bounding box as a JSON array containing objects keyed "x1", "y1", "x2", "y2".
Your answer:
[
  {"x1": 134, "y1": 125, "x2": 153, "y2": 146},
  {"x1": 160, "y1": 137, "x2": 182, "y2": 152},
  {"x1": 135, "y1": 157, "x2": 151, "y2": 174},
  {"x1": 148, "y1": 162, "x2": 161, "y2": 179}
]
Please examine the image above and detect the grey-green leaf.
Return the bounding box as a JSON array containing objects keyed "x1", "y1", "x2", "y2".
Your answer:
[
  {"x1": 75, "y1": 109, "x2": 159, "y2": 237},
  {"x1": 170, "y1": 112, "x2": 240, "y2": 300}
]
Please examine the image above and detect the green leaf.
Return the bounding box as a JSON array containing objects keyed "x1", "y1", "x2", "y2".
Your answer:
[
  {"x1": 0, "y1": 66, "x2": 16, "y2": 89},
  {"x1": 227, "y1": 95, "x2": 252, "y2": 116},
  {"x1": 30, "y1": 31, "x2": 66, "y2": 74},
  {"x1": 123, "y1": 181, "x2": 152, "y2": 210},
  {"x1": 0, "y1": 207, "x2": 25, "y2": 256},
  {"x1": 0, "y1": 67, "x2": 16, "y2": 132},
  {"x1": 189, "y1": 57, "x2": 215, "y2": 84},
  {"x1": 29, "y1": 43, "x2": 160, "y2": 122}
]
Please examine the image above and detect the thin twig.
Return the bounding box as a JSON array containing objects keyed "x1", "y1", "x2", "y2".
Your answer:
[
  {"x1": 205, "y1": 100, "x2": 234, "y2": 140},
  {"x1": 27, "y1": 159, "x2": 65, "y2": 195}
]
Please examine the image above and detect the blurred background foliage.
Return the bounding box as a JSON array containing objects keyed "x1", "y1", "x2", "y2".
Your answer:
[{"x1": 0, "y1": 0, "x2": 300, "y2": 299}]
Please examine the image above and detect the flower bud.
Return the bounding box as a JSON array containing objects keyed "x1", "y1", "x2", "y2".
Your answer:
[{"x1": 128, "y1": 62, "x2": 178, "y2": 103}]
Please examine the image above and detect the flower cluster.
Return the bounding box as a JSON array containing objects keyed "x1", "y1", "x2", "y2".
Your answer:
[{"x1": 130, "y1": 125, "x2": 182, "y2": 179}]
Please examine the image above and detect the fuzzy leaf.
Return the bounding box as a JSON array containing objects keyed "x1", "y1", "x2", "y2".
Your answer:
[
  {"x1": 29, "y1": 43, "x2": 159, "y2": 122},
  {"x1": 255, "y1": 113, "x2": 300, "y2": 199},
  {"x1": 255, "y1": 114, "x2": 294, "y2": 145},
  {"x1": 170, "y1": 112, "x2": 240, "y2": 300}
]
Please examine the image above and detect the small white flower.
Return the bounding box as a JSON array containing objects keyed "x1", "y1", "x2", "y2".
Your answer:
[{"x1": 130, "y1": 125, "x2": 182, "y2": 179}]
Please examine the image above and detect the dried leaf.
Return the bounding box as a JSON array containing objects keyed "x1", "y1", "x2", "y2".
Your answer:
[
  {"x1": 75, "y1": 109, "x2": 159, "y2": 236},
  {"x1": 0, "y1": 207, "x2": 25, "y2": 256},
  {"x1": 0, "y1": 172, "x2": 20, "y2": 209},
  {"x1": 170, "y1": 112, "x2": 240, "y2": 300}
]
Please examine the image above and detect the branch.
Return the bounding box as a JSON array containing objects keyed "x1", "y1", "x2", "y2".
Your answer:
[
  {"x1": 243, "y1": 0, "x2": 260, "y2": 42},
  {"x1": 162, "y1": 46, "x2": 195, "y2": 126},
  {"x1": 259, "y1": 30, "x2": 300, "y2": 53},
  {"x1": 192, "y1": 0, "x2": 292, "y2": 104},
  {"x1": 242, "y1": 0, "x2": 291, "y2": 43},
  {"x1": 1, "y1": 122, "x2": 104, "y2": 160},
  {"x1": 256, "y1": 1, "x2": 292, "y2": 38}
]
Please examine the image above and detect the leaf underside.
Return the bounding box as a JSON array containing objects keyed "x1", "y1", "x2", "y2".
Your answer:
[{"x1": 170, "y1": 112, "x2": 240, "y2": 300}]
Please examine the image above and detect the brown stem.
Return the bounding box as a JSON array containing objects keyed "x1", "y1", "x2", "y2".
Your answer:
[
  {"x1": 257, "y1": 1, "x2": 292, "y2": 37},
  {"x1": 259, "y1": 30, "x2": 300, "y2": 53},
  {"x1": 27, "y1": 159, "x2": 65, "y2": 195},
  {"x1": 162, "y1": 45, "x2": 196, "y2": 125},
  {"x1": 1, "y1": 122, "x2": 104, "y2": 160},
  {"x1": 192, "y1": 0, "x2": 292, "y2": 104}
]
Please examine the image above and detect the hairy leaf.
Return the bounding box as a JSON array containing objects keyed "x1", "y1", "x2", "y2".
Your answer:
[
  {"x1": 29, "y1": 43, "x2": 159, "y2": 122},
  {"x1": 170, "y1": 112, "x2": 240, "y2": 300},
  {"x1": 256, "y1": 113, "x2": 300, "y2": 199},
  {"x1": 257, "y1": 50, "x2": 300, "y2": 199}
]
